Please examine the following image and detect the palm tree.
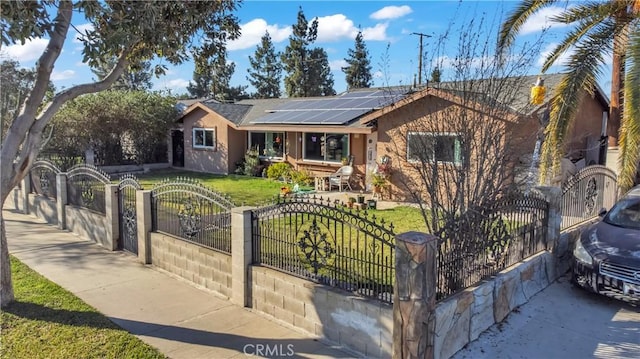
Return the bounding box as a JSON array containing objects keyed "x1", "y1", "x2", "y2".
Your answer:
[{"x1": 498, "y1": 0, "x2": 640, "y2": 192}]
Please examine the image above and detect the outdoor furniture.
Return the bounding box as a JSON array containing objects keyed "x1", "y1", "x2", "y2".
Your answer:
[
  {"x1": 328, "y1": 166, "x2": 353, "y2": 192},
  {"x1": 314, "y1": 175, "x2": 330, "y2": 191}
]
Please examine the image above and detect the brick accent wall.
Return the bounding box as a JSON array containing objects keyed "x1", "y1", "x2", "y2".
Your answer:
[
  {"x1": 150, "y1": 232, "x2": 232, "y2": 298},
  {"x1": 251, "y1": 266, "x2": 393, "y2": 358}
]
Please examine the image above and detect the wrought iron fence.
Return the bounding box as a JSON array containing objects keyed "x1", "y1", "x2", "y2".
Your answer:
[
  {"x1": 252, "y1": 196, "x2": 396, "y2": 304},
  {"x1": 118, "y1": 174, "x2": 143, "y2": 254},
  {"x1": 38, "y1": 149, "x2": 85, "y2": 172},
  {"x1": 66, "y1": 164, "x2": 110, "y2": 214},
  {"x1": 436, "y1": 192, "x2": 549, "y2": 301},
  {"x1": 560, "y1": 165, "x2": 618, "y2": 230},
  {"x1": 151, "y1": 178, "x2": 234, "y2": 254},
  {"x1": 29, "y1": 160, "x2": 61, "y2": 200}
]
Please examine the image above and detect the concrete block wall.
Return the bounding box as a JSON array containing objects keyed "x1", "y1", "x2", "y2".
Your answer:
[
  {"x1": 251, "y1": 266, "x2": 393, "y2": 358},
  {"x1": 150, "y1": 232, "x2": 232, "y2": 298},
  {"x1": 27, "y1": 194, "x2": 58, "y2": 226},
  {"x1": 65, "y1": 205, "x2": 110, "y2": 248},
  {"x1": 434, "y1": 251, "x2": 554, "y2": 359}
]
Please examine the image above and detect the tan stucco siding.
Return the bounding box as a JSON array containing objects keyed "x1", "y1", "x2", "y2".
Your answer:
[{"x1": 183, "y1": 108, "x2": 230, "y2": 174}]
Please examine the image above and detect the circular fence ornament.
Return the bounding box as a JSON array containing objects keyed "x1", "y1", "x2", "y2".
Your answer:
[
  {"x1": 297, "y1": 219, "x2": 335, "y2": 275},
  {"x1": 178, "y1": 197, "x2": 202, "y2": 239}
]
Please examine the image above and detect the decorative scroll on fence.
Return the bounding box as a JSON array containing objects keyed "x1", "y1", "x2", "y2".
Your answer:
[
  {"x1": 560, "y1": 165, "x2": 617, "y2": 230},
  {"x1": 29, "y1": 160, "x2": 61, "y2": 200},
  {"x1": 151, "y1": 178, "x2": 234, "y2": 254},
  {"x1": 436, "y1": 192, "x2": 549, "y2": 301},
  {"x1": 66, "y1": 164, "x2": 110, "y2": 214},
  {"x1": 252, "y1": 196, "x2": 396, "y2": 304}
]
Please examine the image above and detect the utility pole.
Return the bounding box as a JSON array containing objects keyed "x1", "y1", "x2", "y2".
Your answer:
[{"x1": 412, "y1": 32, "x2": 431, "y2": 85}]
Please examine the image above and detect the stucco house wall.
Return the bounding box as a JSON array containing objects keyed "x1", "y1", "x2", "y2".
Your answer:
[{"x1": 182, "y1": 108, "x2": 233, "y2": 174}]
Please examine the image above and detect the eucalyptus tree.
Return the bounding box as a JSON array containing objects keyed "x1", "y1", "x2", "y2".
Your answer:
[
  {"x1": 342, "y1": 30, "x2": 373, "y2": 89},
  {"x1": 498, "y1": 0, "x2": 640, "y2": 191},
  {"x1": 247, "y1": 31, "x2": 282, "y2": 99},
  {"x1": 0, "y1": 0, "x2": 240, "y2": 307},
  {"x1": 91, "y1": 56, "x2": 153, "y2": 91}
]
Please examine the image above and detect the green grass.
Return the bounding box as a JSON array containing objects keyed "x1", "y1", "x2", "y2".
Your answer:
[{"x1": 0, "y1": 256, "x2": 166, "y2": 359}]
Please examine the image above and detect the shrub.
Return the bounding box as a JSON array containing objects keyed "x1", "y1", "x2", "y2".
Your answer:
[
  {"x1": 266, "y1": 162, "x2": 291, "y2": 180},
  {"x1": 242, "y1": 147, "x2": 261, "y2": 176},
  {"x1": 290, "y1": 168, "x2": 313, "y2": 186}
]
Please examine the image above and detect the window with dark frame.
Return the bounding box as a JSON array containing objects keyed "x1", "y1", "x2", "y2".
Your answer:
[
  {"x1": 193, "y1": 128, "x2": 215, "y2": 149},
  {"x1": 249, "y1": 131, "x2": 285, "y2": 158},
  {"x1": 407, "y1": 132, "x2": 462, "y2": 164},
  {"x1": 303, "y1": 132, "x2": 349, "y2": 162}
]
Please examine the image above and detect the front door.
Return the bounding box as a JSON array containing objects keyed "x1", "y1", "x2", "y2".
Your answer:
[{"x1": 172, "y1": 130, "x2": 184, "y2": 167}]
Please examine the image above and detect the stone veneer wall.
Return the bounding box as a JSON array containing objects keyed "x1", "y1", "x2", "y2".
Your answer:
[
  {"x1": 250, "y1": 266, "x2": 393, "y2": 358},
  {"x1": 27, "y1": 194, "x2": 58, "y2": 226},
  {"x1": 65, "y1": 205, "x2": 109, "y2": 247},
  {"x1": 150, "y1": 232, "x2": 232, "y2": 298},
  {"x1": 434, "y1": 251, "x2": 556, "y2": 359}
]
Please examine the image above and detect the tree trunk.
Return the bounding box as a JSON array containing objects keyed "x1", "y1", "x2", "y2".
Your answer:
[
  {"x1": 0, "y1": 208, "x2": 14, "y2": 307},
  {"x1": 608, "y1": 22, "x2": 626, "y2": 147}
]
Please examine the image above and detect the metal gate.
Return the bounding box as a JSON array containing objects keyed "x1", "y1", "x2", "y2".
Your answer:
[{"x1": 118, "y1": 174, "x2": 142, "y2": 254}]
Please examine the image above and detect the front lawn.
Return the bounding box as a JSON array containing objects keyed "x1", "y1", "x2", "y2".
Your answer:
[{"x1": 0, "y1": 256, "x2": 166, "y2": 359}]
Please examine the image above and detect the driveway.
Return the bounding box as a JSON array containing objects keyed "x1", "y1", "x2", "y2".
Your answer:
[{"x1": 453, "y1": 276, "x2": 640, "y2": 359}]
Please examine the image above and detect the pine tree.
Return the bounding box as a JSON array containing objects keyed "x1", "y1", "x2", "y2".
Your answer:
[
  {"x1": 430, "y1": 67, "x2": 441, "y2": 83},
  {"x1": 307, "y1": 48, "x2": 336, "y2": 96},
  {"x1": 281, "y1": 7, "x2": 318, "y2": 97},
  {"x1": 187, "y1": 58, "x2": 213, "y2": 99},
  {"x1": 247, "y1": 31, "x2": 282, "y2": 99},
  {"x1": 342, "y1": 31, "x2": 373, "y2": 89}
]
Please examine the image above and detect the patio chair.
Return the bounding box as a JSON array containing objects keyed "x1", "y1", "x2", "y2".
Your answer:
[{"x1": 328, "y1": 166, "x2": 353, "y2": 192}]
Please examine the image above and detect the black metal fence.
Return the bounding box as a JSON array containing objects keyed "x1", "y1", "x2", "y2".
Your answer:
[
  {"x1": 560, "y1": 165, "x2": 618, "y2": 230},
  {"x1": 151, "y1": 178, "x2": 234, "y2": 254},
  {"x1": 436, "y1": 192, "x2": 549, "y2": 301},
  {"x1": 252, "y1": 196, "x2": 396, "y2": 304},
  {"x1": 38, "y1": 149, "x2": 85, "y2": 172},
  {"x1": 66, "y1": 164, "x2": 110, "y2": 214},
  {"x1": 29, "y1": 160, "x2": 61, "y2": 200},
  {"x1": 118, "y1": 174, "x2": 143, "y2": 254}
]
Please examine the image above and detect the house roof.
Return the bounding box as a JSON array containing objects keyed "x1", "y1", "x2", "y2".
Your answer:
[
  {"x1": 199, "y1": 100, "x2": 252, "y2": 126},
  {"x1": 359, "y1": 73, "x2": 610, "y2": 124}
]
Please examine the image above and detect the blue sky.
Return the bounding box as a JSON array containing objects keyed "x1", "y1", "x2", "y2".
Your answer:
[{"x1": 1, "y1": 0, "x2": 613, "y2": 97}]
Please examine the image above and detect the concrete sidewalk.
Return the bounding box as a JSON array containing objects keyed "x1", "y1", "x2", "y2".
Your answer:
[{"x1": 4, "y1": 210, "x2": 355, "y2": 359}]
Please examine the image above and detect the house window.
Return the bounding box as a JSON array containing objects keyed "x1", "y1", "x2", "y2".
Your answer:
[
  {"x1": 304, "y1": 132, "x2": 349, "y2": 162},
  {"x1": 193, "y1": 128, "x2": 215, "y2": 149},
  {"x1": 249, "y1": 131, "x2": 285, "y2": 158},
  {"x1": 407, "y1": 132, "x2": 462, "y2": 164}
]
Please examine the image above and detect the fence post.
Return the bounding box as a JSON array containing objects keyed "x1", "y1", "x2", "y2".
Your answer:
[
  {"x1": 56, "y1": 173, "x2": 67, "y2": 230},
  {"x1": 393, "y1": 231, "x2": 437, "y2": 359},
  {"x1": 20, "y1": 172, "x2": 30, "y2": 214},
  {"x1": 104, "y1": 184, "x2": 119, "y2": 251},
  {"x1": 533, "y1": 186, "x2": 562, "y2": 275},
  {"x1": 231, "y1": 206, "x2": 255, "y2": 307},
  {"x1": 136, "y1": 190, "x2": 152, "y2": 264}
]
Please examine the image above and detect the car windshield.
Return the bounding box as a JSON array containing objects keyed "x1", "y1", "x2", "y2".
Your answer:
[{"x1": 604, "y1": 196, "x2": 640, "y2": 229}]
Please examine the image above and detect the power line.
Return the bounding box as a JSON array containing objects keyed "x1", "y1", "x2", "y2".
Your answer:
[{"x1": 412, "y1": 32, "x2": 432, "y2": 85}]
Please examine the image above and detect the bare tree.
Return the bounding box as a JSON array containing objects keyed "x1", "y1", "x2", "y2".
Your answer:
[{"x1": 376, "y1": 14, "x2": 545, "y2": 236}]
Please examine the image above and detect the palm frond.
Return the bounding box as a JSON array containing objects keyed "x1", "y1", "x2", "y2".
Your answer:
[
  {"x1": 497, "y1": 0, "x2": 558, "y2": 50},
  {"x1": 618, "y1": 26, "x2": 640, "y2": 192},
  {"x1": 542, "y1": 15, "x2": 614, "y2": 72},
  {"x1": 550, "y1": 1, "x2": 618, "y2": 24},
  {"x1": 539, "y1": 22, "x2": 615, "y2": 183}
]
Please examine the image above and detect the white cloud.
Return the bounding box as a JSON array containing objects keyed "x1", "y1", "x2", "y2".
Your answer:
[
  {"x1": 329, "y1": 59, "x2": 348, "y2": 72},
  {"x1": 362, "y1": 23, "x2": 389, "y2": 41},
  {"x1": 316, "y1": 14, "x2": 389, "y2": 42},
  {"x1": 370, "y1": 5, "x2": 413, "y2": 20},
  {"x1": 5, "y1": 38, "x2": 48, "y2": 62},
  {"x1": 73, "y1": 23, "x2": 94, "y2": 43},
  {"x1": 227, "y1": 19, "x2": 291, "y2": 51},
  {"x1": 537, "y1": 42, "x2": 573, "y2": 67},
  {"x1": 50, "y1": 69, "x2": 75, "y2": 81},
  {"x1": 166, "y1": 78, "x2": 190, "y2": 88},
  {"x1": 519, "y1": 6, "x2": 571, "y2": 35}
]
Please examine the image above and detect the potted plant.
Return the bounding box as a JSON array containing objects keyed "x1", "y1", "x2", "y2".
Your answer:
[
  {"x1": 372, "y1": 173, "x2": 386, "y2": 193},
  {"x1": 341, "y1": 157, "x2": 349, "y2": 165},
  {"x1": 347, "y1": 197, "x2": 356, "y2": 208},
  {"x1": 357, "y1": 192, "x2": 365, "y2": 204}
]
